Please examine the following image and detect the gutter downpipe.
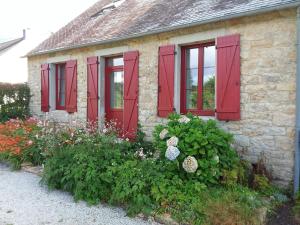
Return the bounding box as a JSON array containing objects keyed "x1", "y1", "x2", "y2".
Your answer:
[{"x1": 294, "y1": 6, "x2": 300, "y2": 196}]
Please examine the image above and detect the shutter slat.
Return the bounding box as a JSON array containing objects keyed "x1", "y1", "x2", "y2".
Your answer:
[
  {"x1": 41, "y1": 64, "x2": 50, "y2": 112},
  {"x1": 216, "y1": 34, "x2": 241, "y2": 121},
  {"x1": 87, "y1": 56, "x2": 99, "y2": 124},
  {"x1": 66, "y1": 60, "x2": 77, "y2": 113},
  {"x1": 123, "y1": 51, "x2": 139, "y2": 139},
  {"x1": 158, "y1": 45, "x2": 175, "y2": 118}
]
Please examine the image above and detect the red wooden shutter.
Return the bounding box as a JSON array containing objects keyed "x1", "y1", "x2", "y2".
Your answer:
[
  {"x1": 87, "y1": 56, "x2": 99, "y2": 124},
  {"x1": 66, "y1": 60, "x2": 77, "y2": 113},
  {"x1": 216, "y1": 34, "x2": 241, "y2": 121},
  {"x1": 158, "y1": 45, "x2": 175, "y2": 117},
  {"x1": 41, "y1": 64, "x2": 50, "y2": 112},
  {"x1": 123, "y1": 51, "x2": 139, "y2": 139}
]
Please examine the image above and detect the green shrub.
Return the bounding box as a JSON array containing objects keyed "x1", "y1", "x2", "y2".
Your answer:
[
  {"x1": 153, "y1": 113, "x2": 239, "y2": 185},
  {"x1": 109, "y1": 159, "x2": 162, "y2": 215},
  {"x1": 41, "y1": 133, "x2": 135, "y2": 204},
  {"x1": 39, "y1": 119, "x2": 282, "y2": 225},
  {"x1": 0, "y1": 83, "x2": 31, "y2": 122}
]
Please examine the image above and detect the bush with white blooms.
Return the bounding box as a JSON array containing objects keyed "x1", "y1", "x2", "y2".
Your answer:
[{"x1": 154, "y1": 113, "x2": 239, "y2": 185}]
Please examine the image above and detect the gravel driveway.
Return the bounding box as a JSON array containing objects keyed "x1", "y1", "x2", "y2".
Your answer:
[{"x1": 0, "y1": 164, "x2": 158, "y2": 225}]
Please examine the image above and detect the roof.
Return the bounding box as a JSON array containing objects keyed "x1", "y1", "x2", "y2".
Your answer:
[
  {"x1": 0, "y1": 37, "x2": 24, "y2": 53},
  {"x1": 28, "y1": 0, "x2": 300, "y2": 56}
]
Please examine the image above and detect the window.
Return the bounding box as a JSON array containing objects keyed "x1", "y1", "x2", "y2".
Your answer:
[
  {"x1": 56, "y1": 63, "x2": 66, "y2": 110},
  {"x1": 181, "y1": 43, "x2": 216, "y2": 116},
  {"x1": 110, "y1": 71, "x2": 124, "y2": 108},
  {"x1": 106, "y1": 56, "x2": 124, "y2": 109}
]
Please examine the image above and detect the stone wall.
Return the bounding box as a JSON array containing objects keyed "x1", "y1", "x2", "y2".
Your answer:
[{"x1": 27, "y1": 8, "x2": 297, "y2": 185}]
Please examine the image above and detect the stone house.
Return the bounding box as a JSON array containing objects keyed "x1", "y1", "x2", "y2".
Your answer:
[{"x1": 27, "y1": 0, "x2": 300, "y2": 188}]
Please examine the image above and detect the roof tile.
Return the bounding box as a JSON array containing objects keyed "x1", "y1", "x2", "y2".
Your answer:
[{"x1": 28, "y1": 0, "x2": 300, "y2": 56}]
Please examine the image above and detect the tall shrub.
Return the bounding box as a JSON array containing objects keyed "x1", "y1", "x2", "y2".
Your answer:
[{"x1": 0, "y1": 83, "x2": 31, "y2": 122}]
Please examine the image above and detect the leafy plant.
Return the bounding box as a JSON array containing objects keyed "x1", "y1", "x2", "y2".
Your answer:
[
  {"x1": 0, "y1": 83, "x2": 31, "y2": 122},
  {"x1": 153, "y1": 113, "x2": 239, "y2": 185}
]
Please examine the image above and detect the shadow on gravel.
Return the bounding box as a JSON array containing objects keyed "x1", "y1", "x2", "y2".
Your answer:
[{"x1": 267, "y1": 202, "x2": 299, "y2": 225}]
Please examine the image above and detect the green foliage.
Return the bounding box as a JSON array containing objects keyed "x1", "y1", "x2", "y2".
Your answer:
[
  {"x1": 203, "y1": 76, "x2": 215, "y2": 110},
  {"x1": 253, "y1": 175, "x2": 270, "y2": 192},
  {"x1": 0, "y1": 151, "x2": 22, "y2": 170},
  {"x1": 293, "y1": 192, "x2": 300, "y2": 221},
  {"x1": 41, "y1": 133, "x2": 135, "y2": 205},
  {"x1": 36, "y1": 118, "x2": 283, "y2": 224},
  {"x1": 109, "y1": 159, "x2": 161, "y2": 215},
  {"x1": 222, "y1": 160, "x2": 252, "y2": 187},
  {"x1": 0, "y1": 83, "x2": 31, "y2": 122},
  {"x1": 153, "y1": 113, "x2": 239, "y2": 185}
]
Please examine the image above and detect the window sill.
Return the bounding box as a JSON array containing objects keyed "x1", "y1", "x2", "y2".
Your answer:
[{"x1": 198, "y1": 115, "x2": 216, "y2": 121}]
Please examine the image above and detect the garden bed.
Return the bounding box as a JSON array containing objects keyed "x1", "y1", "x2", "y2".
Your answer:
[{"x1": 0, "y1": 114, "x2": 292, "y2": 225}]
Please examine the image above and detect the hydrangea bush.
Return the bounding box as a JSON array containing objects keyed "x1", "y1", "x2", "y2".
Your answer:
[{"x1": 154, "y1": 113, "x2": 239, "y2": 185}]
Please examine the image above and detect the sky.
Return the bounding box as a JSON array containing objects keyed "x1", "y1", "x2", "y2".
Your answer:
[
  {"x1": 0, "y1": 0, "x2": 99, "y2": 83},
  {"x1": 0, "y1": 0, "x2": 99, "y2": 41}
]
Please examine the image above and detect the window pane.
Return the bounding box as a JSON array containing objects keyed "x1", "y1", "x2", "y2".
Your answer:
[
  {"x1": 110, "y1": 71, "x2": 124, "y2": 108},
  {"x1": 186, "y1": 68, "x2": 198, "y2": 109},
  {"x1": 204, "y1": 45, "x2": 216, "y2": 67},
  {"x1": 58, "y1": 64, "x2": 66, "y2": 107},
  {"x1": 203, "y1": 46, "x2": 216, "y2": 110},
  {"x1": 186, "y1": 48, "x2": 198, "y2": 69},
  {"x1": 108, "y1": 57, "x2": 124, "y2": 66}
]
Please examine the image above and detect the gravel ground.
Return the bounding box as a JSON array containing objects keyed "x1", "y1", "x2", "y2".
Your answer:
[{"x1": 0, "y1": 164, "x2": 158, "y2": 225}]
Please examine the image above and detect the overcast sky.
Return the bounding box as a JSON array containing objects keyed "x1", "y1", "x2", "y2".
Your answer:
[
  {"x1": 0, "y1": 0, "x2": 99, "y2": 41},
  {"x1": 0, "y1": 0, "x2": 99, "y2": 83}
]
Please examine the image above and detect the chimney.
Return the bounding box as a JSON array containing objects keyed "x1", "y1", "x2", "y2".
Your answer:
[{"x1": 22, "y1": 29, "x2": 26, "y2": 39}]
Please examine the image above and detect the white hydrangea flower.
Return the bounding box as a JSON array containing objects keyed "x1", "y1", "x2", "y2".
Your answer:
[
  {"x1": 159, "y1": 129, "x2": 168, "y2": 140},
  {"x1": 167, "y1": 136, "x2": 179, "y2": 147},
  {"x1": 165, "y1": 146, "x2": 180, "y2": 161},
  {"x1": 182, "y1": 156, "x2": 198, "y2": 173},
  {"x1": 178, "y1": 115, "x2": 191, "y2": 124},
  {"x1": 213, "y1": 155, "x2": 220, "y2": 163}
]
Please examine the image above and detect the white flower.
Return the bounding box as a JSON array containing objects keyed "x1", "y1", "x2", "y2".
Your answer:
[
  {"x1": 135, "y1": 147, "x2": 146, "y2": 159},
  {"x1": 167, "y1": 136, "x2": 179, "y2": 147},
  {"x1": 103, "y1": 128, "x2": 108, "y2": 134},
  {"x1": 213, "y1": 155, "x2": 219, "y2": 163},
  {"x1": 159, "y1": 129, "x2": 168, "y2": 140},
  {"x1": 178, "y1": 115, "x2": 191, "y2": 124},
  {"x1": 165, "y1": 146, "x2": 180, "y2": 161},
  {"x1": 182, "y1": 156, "x2": 198, "y2": 173}
]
